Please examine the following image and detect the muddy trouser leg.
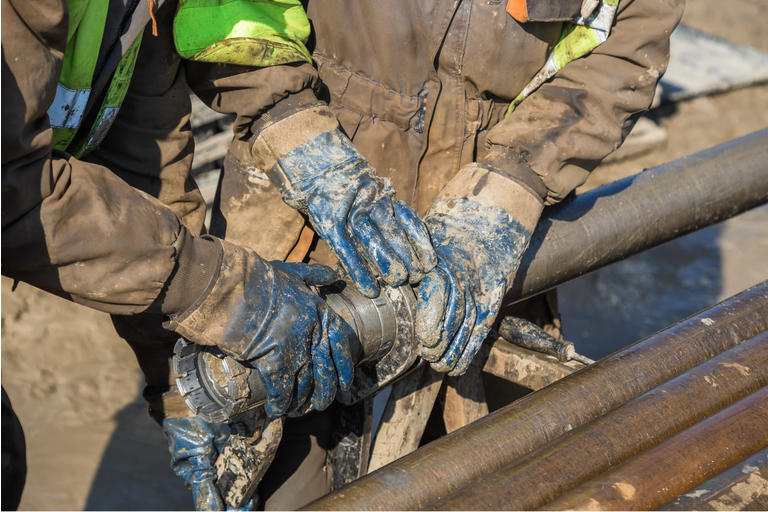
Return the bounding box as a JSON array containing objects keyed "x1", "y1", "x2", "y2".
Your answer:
[
  {"x1": 211, "y1": 141, "x2": 335, "y2": 508},
  {"x1": 83, "y1": 0, "x2": 205, "y2": 421},
  {"x1": 2, "y1": 387, "x2": 26, "y2": 511}
]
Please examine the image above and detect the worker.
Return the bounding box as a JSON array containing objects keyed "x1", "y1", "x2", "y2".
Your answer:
[
  {"x1": 1, "y1": 0, "x2": 436, "y2": 509},
  {"x1": 210, "y1": 0, "x2": 685, "y2": 507}
]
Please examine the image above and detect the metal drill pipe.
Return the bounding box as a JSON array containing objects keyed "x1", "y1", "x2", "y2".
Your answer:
[
  {"x1": 542, "y1": 386, "x2": 768, "y2": 511},
  {"x1": 305, "y1": 282, "x2": 768, "y2": 511},
  {"x1": 508, "y1": 128, "x2": 768, "y2": 302},
  {"x1": 659, "y1": 447, "x2": 768, "y2": 511},
  {"x1": 433, "y1": 330, "x2": 768, "y2": 510}
]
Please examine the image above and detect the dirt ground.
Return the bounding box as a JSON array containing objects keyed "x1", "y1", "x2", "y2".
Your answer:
[{"x1": 2, "y1": 2, "x2": 768, "y2": 510}]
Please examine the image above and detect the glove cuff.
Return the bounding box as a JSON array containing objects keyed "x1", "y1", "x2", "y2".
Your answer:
[
  {"x1": 433, "y1": 163, "x2": 544, "y2": 234},
  {"x1": 479, "y1": 144, "x2": 549, "y2": 201},
  {"x1": 165, "y1": 237, "x2": 277, "y2": 360},
  {"x1": 250, "y1": 105, "x2": 375, "y2": 210},
  {"x1": 250, "y1": 104, "x2": 340, "y2": 175}
]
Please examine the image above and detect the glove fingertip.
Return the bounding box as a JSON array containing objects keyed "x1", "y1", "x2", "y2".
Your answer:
[
  {"x1": 355, "y1": 274, "x2": 381, "y2": 298},
  {"x1": 414, "y1": 273, "x2": 447, "y2": 349},
  {"x1": 419, "y1": 248, "x2": 439, "y2": 274},
  {"x1": 309, "y1": 265, "x2": 341, "y2": 286},
  {"x1": 380, "y1": 258, "x2": 408, "y2": 287},
  {"x1": 430, "y1": 359, "x2": 453, "y2": 373},
  {"x1": 327, "y1": 235, "x2": 381, "y2": 297},
  {"x1": 450, "y1": 333, "x2": 487, "y2": 376}
]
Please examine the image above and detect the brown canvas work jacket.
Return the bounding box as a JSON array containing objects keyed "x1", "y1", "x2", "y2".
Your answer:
[{"x1": 216, "y1": 0, "x2": 684, "y2": 266}]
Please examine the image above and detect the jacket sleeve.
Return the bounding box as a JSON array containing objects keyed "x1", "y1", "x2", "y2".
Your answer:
[
  {"x1": 180, "y1": 0, "x2": 322, "y2": 142},
  {"x1": 1, "y1": 0, "x2": 197, "y2": 315},
  {"x1": 481, "y1": 0, "x2": 684, "y2": 204},
  {"x1": 184, "y1": 60, "x2": 321, "y2": 142}
]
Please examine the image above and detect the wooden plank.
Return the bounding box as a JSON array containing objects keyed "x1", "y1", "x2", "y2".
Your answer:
[
  {"x1": 481, "y1": 335, "x2": 580, "y2": 391},
  {"x1": 367, "y1": 365, "x2": 444, "y2": 472},
  {"x1": 442, "y1": 364, "x2": 489, "y2": 434}
]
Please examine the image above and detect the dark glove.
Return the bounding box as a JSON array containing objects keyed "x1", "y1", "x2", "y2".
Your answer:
[
  {"x1": 414, "y1": 164, "x2": 544, "y2": 375},
  {"x1": 251, "y1": 105, "x2": 437, "y2": 298},
  {"x1": 163, "y1": 417, "x2": 255, "y2": 511},
  {"x1": 166, "y1": 238, "x2": 356, "y2": 417}
]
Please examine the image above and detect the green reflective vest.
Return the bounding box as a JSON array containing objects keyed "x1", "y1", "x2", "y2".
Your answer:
[
  {"x1": 50, "y1": 0, "x2": 312, "y2": 157},
  {"x1": 173, "y1": 0, "x2": 312, "y2": 66}
]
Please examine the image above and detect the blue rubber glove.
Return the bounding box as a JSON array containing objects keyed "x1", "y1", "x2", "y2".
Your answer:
[
  {"x1": 167, "y1": 238, "x2": 356, "y2": 418},
  {"x1": 163, "y1": 417, "x2": 255, "y2": 511},
  {"x1": 252, "y1": 106, "x2": 437, "y2": 298},
  {"x1": 414, "y1": 165, "x2": 544, "y2": 375}
]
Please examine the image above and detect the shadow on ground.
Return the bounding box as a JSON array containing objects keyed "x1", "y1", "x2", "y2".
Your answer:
[{"x1": 83, "y1": 396, "x2": 191, "y2": 510}]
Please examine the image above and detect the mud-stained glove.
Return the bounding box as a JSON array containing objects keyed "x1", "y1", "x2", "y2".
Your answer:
[
  {"x1": 251, "y1": 105, "x2": 437, "y2": 298},
  {"x1": 415, "y1": 164, "x2": 544, "y2": 375},
  {"x1": 165, "y1": 238, "x2": 356, "y2": 417},
  {"x1": 163, "y1": 417, "x2": 255, "y2": 511}
]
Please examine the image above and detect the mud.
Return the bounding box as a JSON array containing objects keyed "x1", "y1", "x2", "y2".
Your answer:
[{"x1": 2, "y1": 2, "x2": 768, "y2": 509}]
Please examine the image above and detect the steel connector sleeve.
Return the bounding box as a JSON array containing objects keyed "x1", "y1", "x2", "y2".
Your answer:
[
  {"x1": 306, "y1": 282, "x2": 768, "y2": 511},
  {"x1": 542, "y1": 386, "x2": 768, "y2": 511},
  {"x1": 433, "y1": 330, "x2": 768, "y2": 510},
  {"x1": 508, "y1": 128, "x2": 768, "y2": 302}
]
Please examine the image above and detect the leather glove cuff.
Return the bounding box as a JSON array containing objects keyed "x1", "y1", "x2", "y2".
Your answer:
[
  {"x1": 249, "y1": 105, "x2": 378, "y2": 210},
  {"x1": 159, "y1": 228, "x2": 221, "y2": 316},
  {"x1": 250, "y1": 104, "x2": 340, "y2": 176},
  {"x1": 251, "y1": 88, "x2": 325, "y2": 134},
  {"x1": 164, "y1": 237, "x2": 277, "y2": 360},
  {"x1": 433, "y1": 163, "x2": 544, "y2": 235},
  {"x1": 478, "y1": 145, "x2": 548, "y2": 201}
]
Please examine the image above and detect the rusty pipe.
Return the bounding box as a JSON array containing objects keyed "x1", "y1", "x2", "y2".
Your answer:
[
  {"x1": 306, "y1": 282, "x2": 768, "y2": 511},
  {"x1": 432, "y1": 330, "x2": 768, "y2": 510},
  {"x1": 542, "y1": 386, "x2": 768, "y2": 511},
  {"x1": 659, "y1": 447, "x2": 768, "y2": 511},
  {"x1": 508, "y1": 128, "x2": 768, "y2": 302}
]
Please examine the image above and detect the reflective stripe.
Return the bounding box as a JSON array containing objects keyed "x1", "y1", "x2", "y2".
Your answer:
[
  {"x1": 85, "y1": 105, "x2": 120, "y2": 149},
  {"x1": 48, "y1": 83, "x2": 91, "y2": 129},
  {"x1": 68, "y1": 32, "x2": 144, "y2": 157}
]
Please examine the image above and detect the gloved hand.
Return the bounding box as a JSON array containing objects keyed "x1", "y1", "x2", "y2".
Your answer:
[
  {"x1": 414, "y1": 164, "x2": 544, "y2": 375},
  {"x1": 163, "y1": 417, "x2": 255, "y2": 511},
  {"x1": 166, "y1": 238, "x2": 356, "y2": 417},
  {"x1": 251, "y1": 104, "x2": 437, "y2": 298}
]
